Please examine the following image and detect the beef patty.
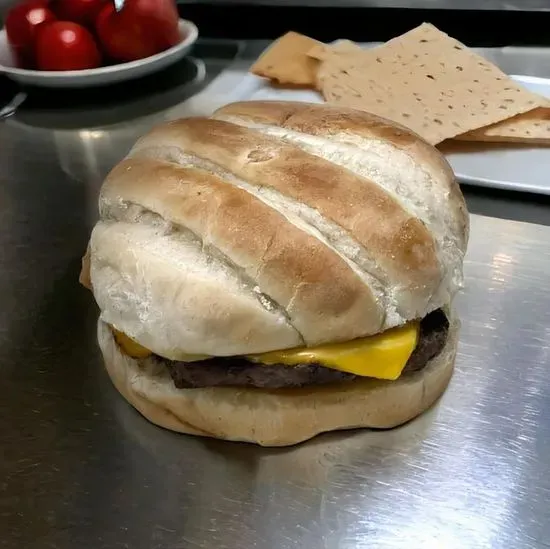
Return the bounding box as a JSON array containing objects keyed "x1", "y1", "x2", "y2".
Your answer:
[{"x1": 149, "y1": 309, "x2": 449, "y2": 390}]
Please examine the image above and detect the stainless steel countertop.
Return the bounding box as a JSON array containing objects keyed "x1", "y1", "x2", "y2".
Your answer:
[{"x1": 2, "y1": 42, "x2": 550, "y2": 548}]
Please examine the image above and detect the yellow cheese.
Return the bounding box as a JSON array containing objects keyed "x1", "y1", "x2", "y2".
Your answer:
[
  {"x1": 112, "y1": 322, "x2": 420, "y2": 381},
  {"x1": 111, "y1": 328, "x2": 209, "y2": 362},
  {"x1": 246, "y1": 322, "x2": 419, "y2": 380},
  {"x1": 112, "y1": 329, "x2": 152, "y2": 359}
]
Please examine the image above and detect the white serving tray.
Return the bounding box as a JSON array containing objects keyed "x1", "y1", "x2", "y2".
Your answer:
[
  {"x1": 198, "y1": 69, "x2": 550, "y2": 196},
  {"x1": 441, "y1": 75, "x2": 550, "y2": 195}
]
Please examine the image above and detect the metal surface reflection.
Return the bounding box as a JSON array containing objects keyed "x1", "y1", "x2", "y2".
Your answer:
[{"x1": 1, "y1": 41, "x2": 550, "y2": 549}]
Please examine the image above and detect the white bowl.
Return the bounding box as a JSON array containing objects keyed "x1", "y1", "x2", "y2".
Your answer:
[{"x1": 0, "y1": 18, "x2": 198, "y2": 88}]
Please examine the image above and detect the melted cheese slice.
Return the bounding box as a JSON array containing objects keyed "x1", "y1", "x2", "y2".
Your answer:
[
  {"x1": 247, "y1": 322, "x2": 419, "y2": 380},
  {"x1": 112, "y1": 330, "x2": 153, "y2": 359},
  {"x1": 111, "y1": 329, "x2": 209, "y2": 362},
  {"x1": 112, "y1": 323, "x2": 419, "y2": 381}
]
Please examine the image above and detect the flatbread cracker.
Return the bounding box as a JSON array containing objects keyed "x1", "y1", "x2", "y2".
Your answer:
[
  {"x1": 316, "y1": 23, "x2": 547, "y2": 145},
  {"x1": 455, "y1": 107, "x2": 550, "y2": 144},
  {"x1": 250, "y1": 31, "x2": 322, "y2": 87},
  {"x1": 308, "y1": 39, "x2": 364, "y2": 61},
  {"x1": 308, "y1": 40, "x2": 365, "y2": 90}
]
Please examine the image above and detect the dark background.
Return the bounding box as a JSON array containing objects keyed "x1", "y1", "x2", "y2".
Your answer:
[
  {"x1": 2, "y1": 4, "x2": 550, "y2": 46},
  {"x1": 180, "y1": 4, "x2": 550, "y2": 46}
]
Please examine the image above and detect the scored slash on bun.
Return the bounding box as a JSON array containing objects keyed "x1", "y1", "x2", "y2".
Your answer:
[{"x1": 89, "y1": 101, "x2": 469, "y2": 360}]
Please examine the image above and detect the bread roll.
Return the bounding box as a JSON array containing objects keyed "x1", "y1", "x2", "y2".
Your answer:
[{"x1": 87, "y1": 101, "x2": 468, "y2": 359}]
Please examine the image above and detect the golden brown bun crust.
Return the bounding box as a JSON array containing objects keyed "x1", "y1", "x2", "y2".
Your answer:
[
  {"x1": 131, "y1": 116, "x2": 441, "y2": 298},
  {"x1": 98, "y1": 156, "x2": 383, "y2": 346},
  {"x1": 98, "y1": 315, "x2": 459, "y2": 447},
  {"x1": 214, "y1": 100, "x2": 468, "y2": 249},
  {"x1": 85, "y1": 100, "x2": 469, "y2": 358}
]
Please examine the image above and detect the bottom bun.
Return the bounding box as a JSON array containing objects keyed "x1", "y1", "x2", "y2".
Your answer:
[{"x1": 98, "y1": 316, "x2": 459, "y2": 447}]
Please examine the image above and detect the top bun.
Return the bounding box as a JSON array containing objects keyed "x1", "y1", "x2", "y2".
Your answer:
[{"x1": 87, "y1": 101, "x2": 469, "y2": 359}]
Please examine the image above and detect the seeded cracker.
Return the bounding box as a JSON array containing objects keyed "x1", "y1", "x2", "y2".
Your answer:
[
  {"x1": 250, "y1": 32, "x2": 323, "y2": 87},
  {"x1": 456, "y1": 107, "x2": 550, "y2": 144},
  {"x1": 308, "y1": 39, "x2": 364, "y2": 62},
  {"x1": 308, "y1": 40, "x2": 365, "y2": 90},
  {"x1": 316, "y1": 23, "x2": 547, "y2": 145}
]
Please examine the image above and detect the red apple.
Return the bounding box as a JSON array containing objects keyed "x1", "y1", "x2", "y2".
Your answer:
[
  {"x1": 35, "y1": 21, "x2": 101, "y2": 70},
  {"x1": 52, "y1": 0, "x2": 107, "y2": 28},
  {"x1": 5, "y1": 0, "x2": 57, "y2": 68},
  {"x1": 96, "y1": 0, "x2": 180, "y2": 63}
]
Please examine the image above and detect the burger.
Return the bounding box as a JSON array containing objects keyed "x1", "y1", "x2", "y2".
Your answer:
[{"x1": 80, "y1": 101, "x2": 469, "y2": 447}]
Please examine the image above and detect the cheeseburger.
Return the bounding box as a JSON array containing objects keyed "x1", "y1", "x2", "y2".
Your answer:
[{"x1": 80, "y1": 101, "x2": 469, "y2": 447}]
